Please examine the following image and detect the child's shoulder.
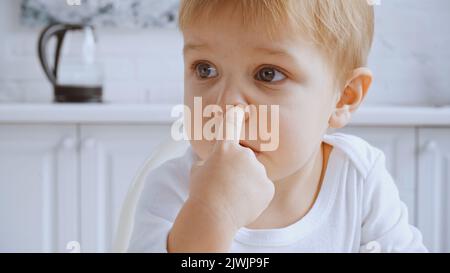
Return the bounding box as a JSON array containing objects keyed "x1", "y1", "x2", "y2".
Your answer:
[{"x1": 324, "y1": 133, "x2": 385, "y2": 179}]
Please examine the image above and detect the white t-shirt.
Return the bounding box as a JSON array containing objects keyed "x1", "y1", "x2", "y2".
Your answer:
[{"x1": 128, "y1": 133, "x2": 427, "y2": 253}]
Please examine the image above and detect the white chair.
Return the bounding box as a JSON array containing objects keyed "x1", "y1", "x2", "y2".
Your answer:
[{"x1": 112, "y1": 138, "x2": 189, "y2": 252}]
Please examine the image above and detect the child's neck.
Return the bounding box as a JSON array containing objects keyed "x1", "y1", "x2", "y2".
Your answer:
[{"x1": 246, "y1": 141, "x2": 333, "y2": 229}]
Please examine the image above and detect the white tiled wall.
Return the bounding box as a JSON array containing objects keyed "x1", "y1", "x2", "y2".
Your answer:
[{"x1": 0, "y1": 0, "x2": 449, "y2": 106}]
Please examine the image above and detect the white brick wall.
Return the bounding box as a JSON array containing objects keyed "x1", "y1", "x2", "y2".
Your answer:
[
  {"x1": 0, "y1": 28, "x2": 185, "y2": 104},
  {"x1": 0, "y1": 0, "x2": 184, "y2": 104},
  {"x1": 0, "y1": 0, "x2": 449, "y2": 106},
  {"x1": 367, "y1": 0, "x2": 450, "y2": 106}
]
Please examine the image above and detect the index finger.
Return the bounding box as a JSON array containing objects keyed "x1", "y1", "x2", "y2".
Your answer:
[{"x1": 225, "y1": 106, "x2": 245, "y2": 145}]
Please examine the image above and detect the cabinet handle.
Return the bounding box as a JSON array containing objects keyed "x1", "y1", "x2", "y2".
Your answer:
[
  {"x1": 82, "y1": 138, "x2": 96, "y2": 149},
  {"x1": 61, "y1": 137, "x2": 76, "y2": 150}
]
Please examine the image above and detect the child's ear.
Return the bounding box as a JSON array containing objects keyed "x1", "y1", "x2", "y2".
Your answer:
[{"x1": 329, "y1": 67, "x2": 373, "y2": 129}]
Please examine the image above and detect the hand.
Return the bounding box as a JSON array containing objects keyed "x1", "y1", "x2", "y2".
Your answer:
[{"x1": 188, "y1": 107, "x2": 275, "y2": 230}]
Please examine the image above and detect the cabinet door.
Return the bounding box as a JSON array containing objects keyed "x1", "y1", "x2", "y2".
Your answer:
[
  {"x1": 418, "y1": 128, "x2": 450, "y2": 253},
  {"x1": 336, "y1": 127, "x2": 417, "y2": 224},
  {"x1": 79, "y1": 124, "x2": 171, "y2": 252},
  {"x1": 0, "y1": 125, "x2": 78, "y2": 252}
]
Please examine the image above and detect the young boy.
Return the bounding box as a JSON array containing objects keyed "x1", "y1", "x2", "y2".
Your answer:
[{"x1": 129, "y1": 0, "x2": 427, "y2": 252}]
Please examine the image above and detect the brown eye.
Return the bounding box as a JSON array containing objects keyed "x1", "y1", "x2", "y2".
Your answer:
[
  {"x1": 255, "y1": 67, "x2": 286, "y2": 83},
  {"x1": 194, "y1": 62, "x2": 218, "y2": 79}
]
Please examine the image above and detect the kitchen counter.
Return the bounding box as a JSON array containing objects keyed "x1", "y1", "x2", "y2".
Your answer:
[{"x1": 0, "y1": 103, "x2": 450, "y2": 126}]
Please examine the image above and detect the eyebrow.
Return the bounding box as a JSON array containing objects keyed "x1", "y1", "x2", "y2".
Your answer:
[
  {"x1": 183, "y1": 43, "x2": 292, "y2": 58},
  {"x1": 183, "y1": 43, "x2": 211, "y2": 55},
  {"x1": 183, "y1": 42, "x2": 304, "y2": 79},
  {"x1": 253, "y1": 46, "x2": 293, "y2": 58}
]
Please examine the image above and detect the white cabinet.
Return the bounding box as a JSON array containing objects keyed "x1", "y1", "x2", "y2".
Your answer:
[
  {"x1": 0, "y1": 125, "x2": 78, "y2": 252},
  {"x1": 0, "y1": 124, "x2": 171, "y2": 252},
  {"x1": 1, "y1": 122, "x2": 449, "y2": 253},
  {"x1": 417, "y1": 128, "x2": 450, "y2": 253},
  {"x1": 79, "y1": 125, "x2": 171, "y2": 252}
]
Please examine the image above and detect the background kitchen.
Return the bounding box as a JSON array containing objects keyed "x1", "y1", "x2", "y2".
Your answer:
[{"x1": 0, "y1": 0, "x2": 449, "y2": 253}]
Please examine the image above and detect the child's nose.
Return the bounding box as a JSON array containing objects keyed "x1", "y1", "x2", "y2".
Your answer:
[{"x1": 216, "y1": 95, "x2": 248, "y2": 114}]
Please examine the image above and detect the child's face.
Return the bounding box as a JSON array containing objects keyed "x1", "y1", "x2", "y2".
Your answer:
[{"x1": 182, "y1": 13, "x2": 340, "y2": 182}]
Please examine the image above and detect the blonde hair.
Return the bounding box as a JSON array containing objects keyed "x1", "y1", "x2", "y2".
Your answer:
[{"x1": 178, "y1": 0, "x2": 374, "y2": 86}]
